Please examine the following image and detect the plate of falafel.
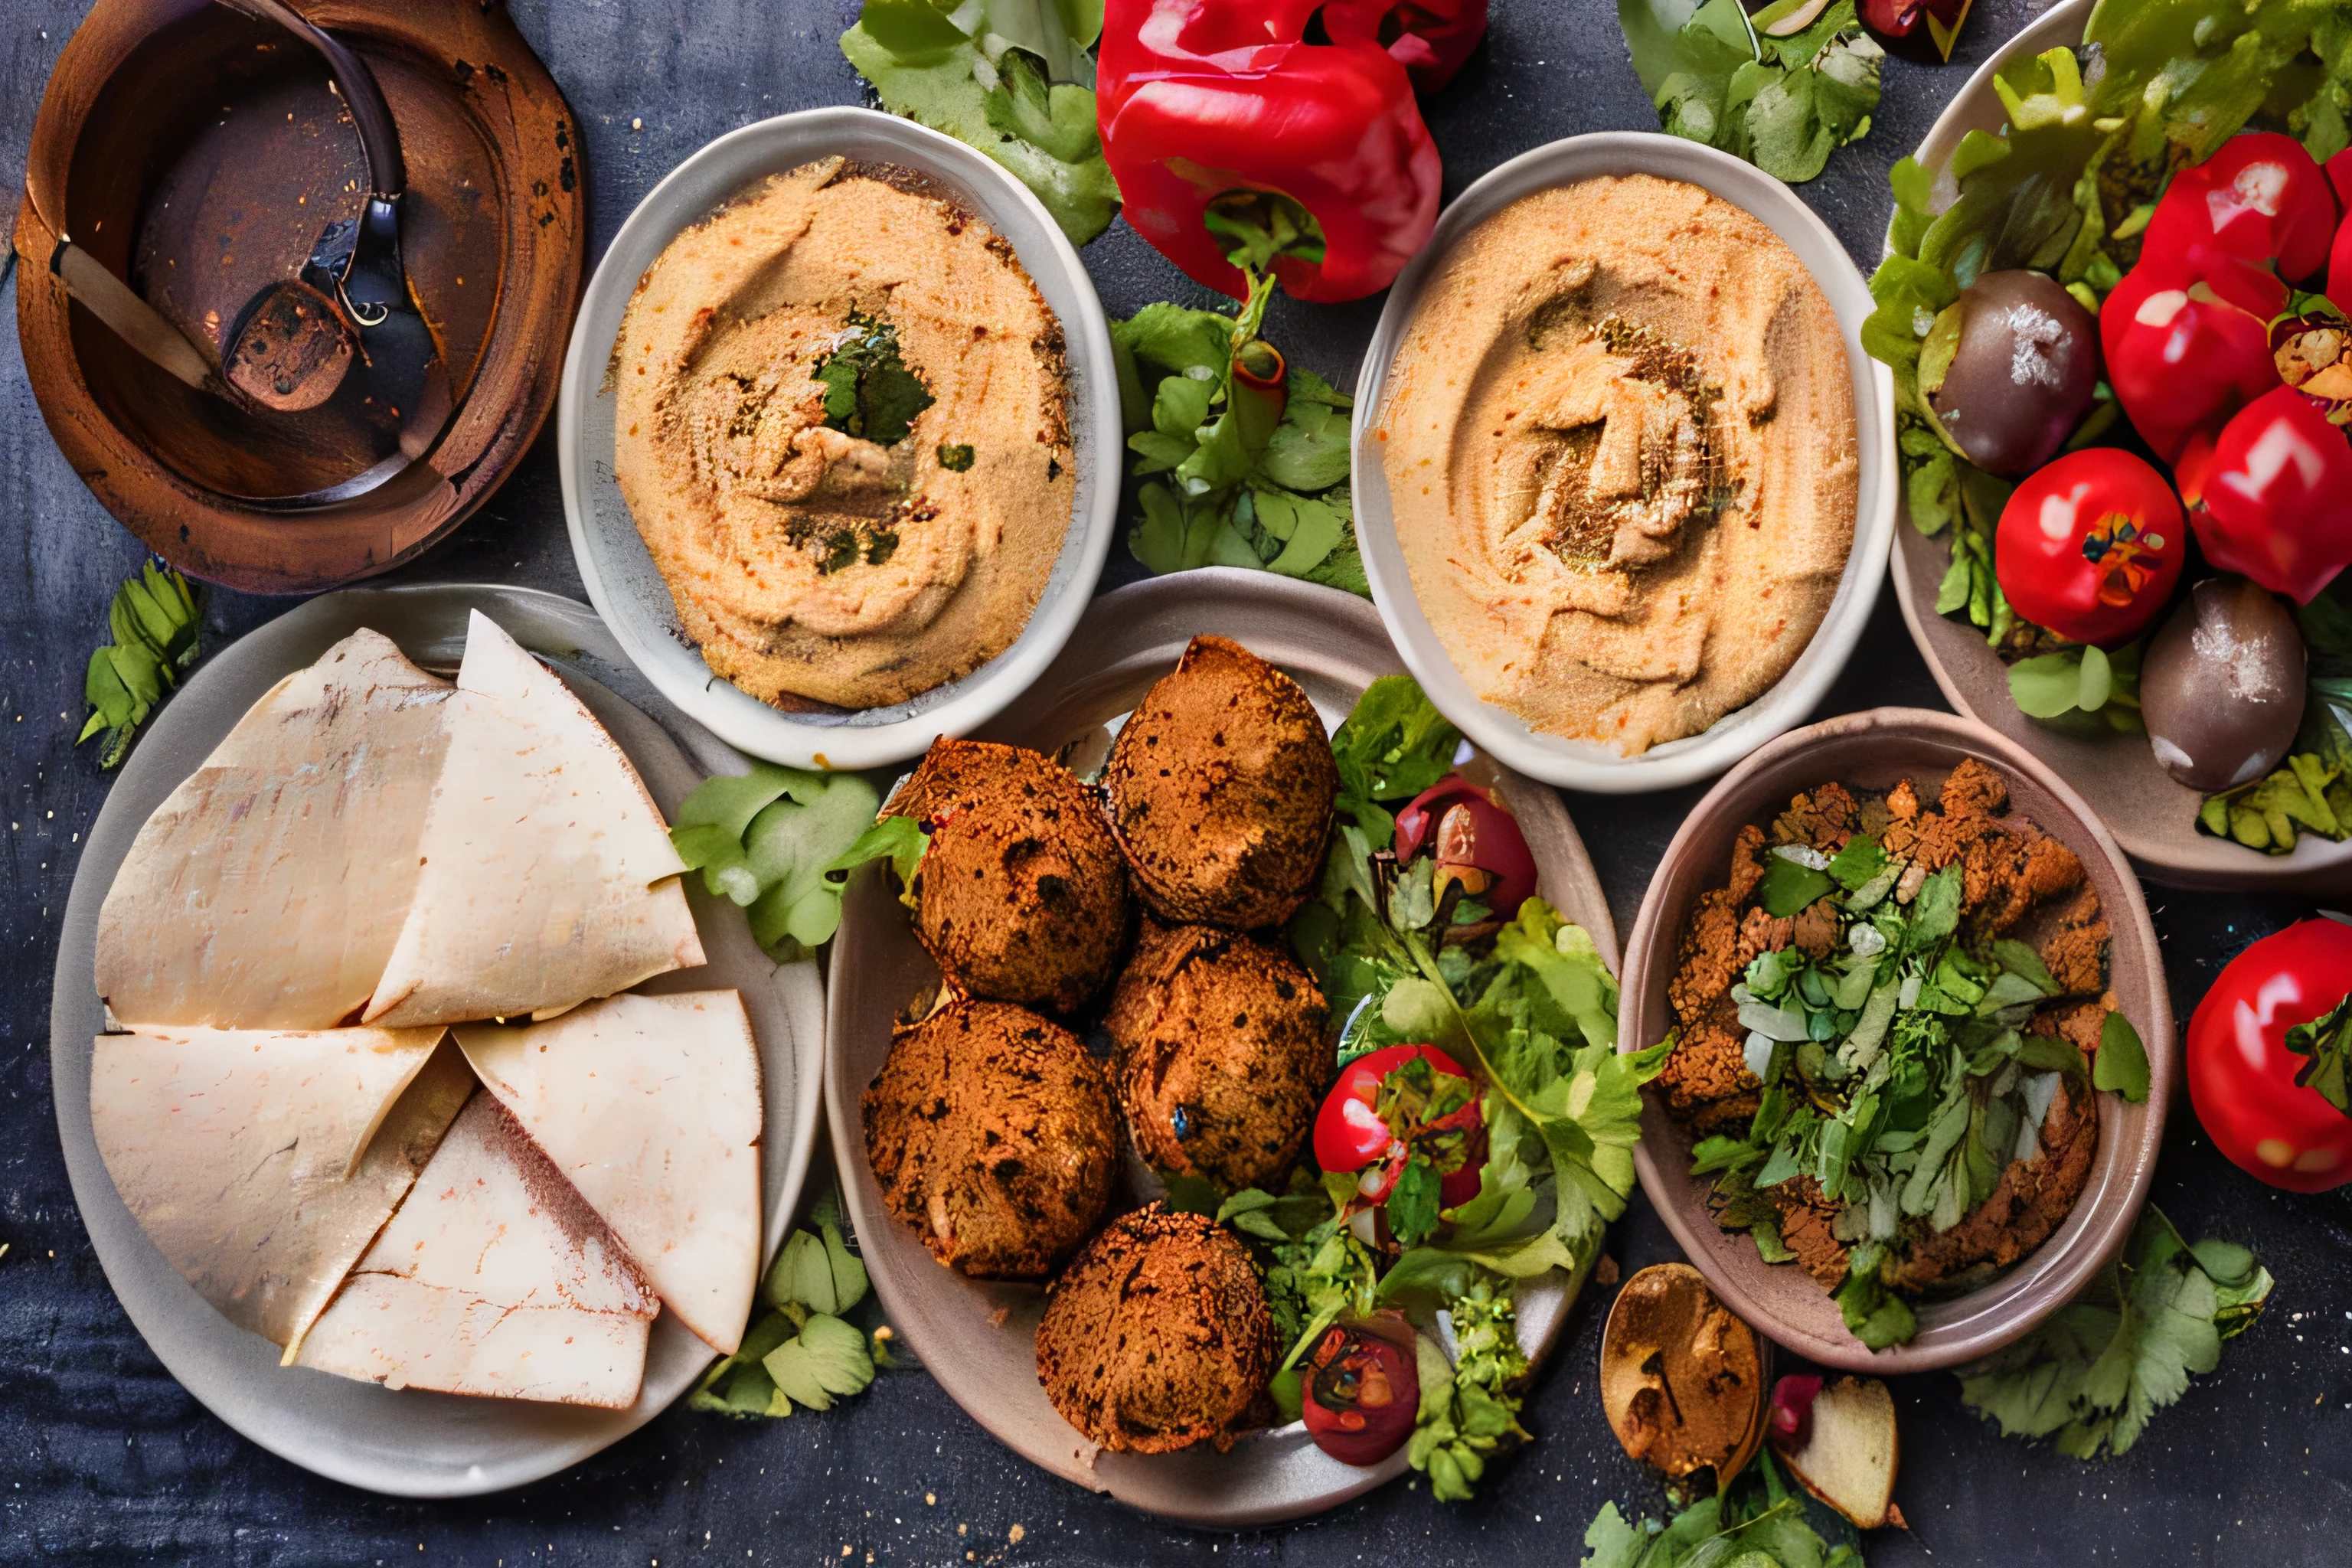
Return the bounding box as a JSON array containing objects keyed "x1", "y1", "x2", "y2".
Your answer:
[{"x1": 825, "y1": 568, "x2": 1647, "y2": 1524}]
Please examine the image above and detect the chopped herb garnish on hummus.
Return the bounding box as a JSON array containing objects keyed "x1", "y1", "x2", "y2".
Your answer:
[{"x1": 812, "y1": 309, "x2": 934, "y2": 446}]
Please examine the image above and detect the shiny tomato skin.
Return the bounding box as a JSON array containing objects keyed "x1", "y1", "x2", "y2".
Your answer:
[
  {"x1": 2187, "y1": 919, "x2": 2352, "y2": 1194},
  {"x1": 1312, "y1": 1044, "x2": 1469, "y2": 1172},
  {"x1": 2099, "y1": 251, "x2": 2284, "y2": 463},
  {"x1": 2194, "y1": 386, "x2": 2352, "y2": 604},
  {"x1": 2142, "y1": 132, "x2": 2339, "y2": 283},
  {"x1": 1392, "y1": 776, "x2": 1537, "y2": 918},
  {"x1": 1301, "y1": 1322, "x2": 1419, "y2": 1465},
  {"x1": 1994, "y1": 448, "x2": 2187, "y2": 645}
]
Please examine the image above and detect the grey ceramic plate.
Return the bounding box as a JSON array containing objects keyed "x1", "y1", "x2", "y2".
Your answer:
[
  {"x1": 1619, "y1": 708, "x2": 2171, "y2": 1373},
  {"x1": 825, "y1": 569, "x2": 1617, "y2": 1526},
  {"x1": 557, "y1": 105, "x2": 1120, "y2": 773},
  {"x1": 48, "y1": 583, "x2": 826, "y2": 1498},
  {"x1": 1886, "y1": 0, "x2": 2352, "y2": 892}
]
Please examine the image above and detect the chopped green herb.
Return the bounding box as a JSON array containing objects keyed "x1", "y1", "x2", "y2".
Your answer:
[
  {"x1": 810, "y1": 309, "x2": 933, "y2": 446},
  {"x1": 691, "y1": 1184, "x2": 896, "y2": 1419},
  {"x1": 669, "y1": 762, "x2": 894, "y2": 962},
  {"x1": 935, "y1": 442, "x2": 975, "y2": 472},
  {"x1": 2094, "y1": 1011, "x2": 2151, "y2": 1104},
  {"x1": 2285, "y1": 991, "x2": 2352, "y2": 1113}
]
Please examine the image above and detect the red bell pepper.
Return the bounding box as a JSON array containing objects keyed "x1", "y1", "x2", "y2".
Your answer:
[
  {"x1": 1096, "y1": 0, "x2": 1444, "y2": 303},
  {"x1": 2102, "y1": 247, "x2": 2285, "y2": 462},
  {"x1": 2142, "y1": 132, "x2": 2340, "y2": 286},
  {"x1": 1992, "y1": 448, "x2": 2185, "y2": 646},
  {"x1": 1393, "y1": 774, "x2": 1537, "y2": 919},
  {"x1": 2192, "y1": 384, "x2": 2352, "y2": 603},
  {"x1": 2187, "y1": 916, "x2": 2352, "y2": 1193},
  {"x1": 1370, "y1": 0, "x2": 1488, "y2": 91}
]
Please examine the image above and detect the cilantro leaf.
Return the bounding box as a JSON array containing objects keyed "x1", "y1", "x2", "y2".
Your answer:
[
  {"x1": 840, "y1": 0, "x2": 1118, "y2": 246},
  {"x1": 671, "y1": 764, "x2": 887, "y2": 962},
  {"x1": 1328, "y1": 675, "x2": 1463, "y2": 849},
  {"x1": 2094, "y1": 1010, "x2": 2152, "y2": 1104},
  {"x1": 1620, "y1": 0, "x2": 1882, "y2": 185},
  {"x1": 1958, "y1": 1207, "x2": 2272, "y2": 1459},
  {"x1": 2285, "y1": 992, "x2": 2352, "y2": 1113}
]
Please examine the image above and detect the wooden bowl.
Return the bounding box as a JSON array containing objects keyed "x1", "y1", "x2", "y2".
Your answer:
[
  {"x1": 1617, "y1": 707, "x2": 2171, "y2": 1372},
  {"x1": 1883, "y1": 0, "x2": 2351, "y2": 893},
  {"x1": 15, "y1": 0, "x2": 583, "y2": 593}
]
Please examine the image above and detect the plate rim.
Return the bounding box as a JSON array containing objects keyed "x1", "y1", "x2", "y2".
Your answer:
[
  {"x1": 1880, "y1": 0, "x2": 2352, "y2": 891},
  {"x1": 822, "y1": 567, "x2": 1619, "y2": 1525},
  {"x1": 554, "y1": 103, "x2": 1120, "y2": 772},
  {"x1": 47, "y1": 581, "x2": 826, "y2": 1498},
  {"x1": 1349, "y1": 128, "x2": 1899, "y2": 795}
]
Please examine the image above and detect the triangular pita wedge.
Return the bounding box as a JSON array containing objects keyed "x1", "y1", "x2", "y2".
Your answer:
[
  {"x1": 90, "y1": 1025, "x2": 470, "y2": 1351},
  {"x1": 95, "y1": 629, "x2": 454, "y2": 1030},
  {"x1": 364, "y1": 612, "x2": 703, "y2": 1028},
  {"x1": 455, "y1": 990, "x2": 762, "y2": 1354},
  {"x1": 296, "y1": 1090, "x2": 658, "y2": 1407}
]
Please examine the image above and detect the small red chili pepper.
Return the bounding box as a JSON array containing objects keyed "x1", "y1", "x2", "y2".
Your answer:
[
  {"x1": 1096, "y1": 0, "x2": 1444, "y2": 304},
  {"x1": 2141, "y1": 132, "x2": 2340, "y2": 286},
  {"x1": 2192, "y1": 384, "x2": 2352, "y2": 604},
  {"x1": 2187, "y1": 916, "x2": 2352, "y2": 1194},
  {"x1": 1992, "y1": 448, "x2": 2186, "y2": 645},
  {"x1": 1369, "y1": 0, "x2": 1488, "y2": 90},
  {"x1": 1392, "y1": 775, "x2": 1537, "y2": 919},
  {"x1": 2102, "y1": 247, "x2": 2285, "y2": 463}
]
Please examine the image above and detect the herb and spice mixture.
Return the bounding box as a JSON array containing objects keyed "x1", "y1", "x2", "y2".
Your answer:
[{"x1": 1658, "y1": 759, "x2": 2151, "y2": 1348}]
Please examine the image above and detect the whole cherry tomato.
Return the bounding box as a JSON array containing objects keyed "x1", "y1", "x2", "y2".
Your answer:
[
  {"x1": 1993, "y1": 448, "x2": 2186, "y2": 645},
  {"x1": 1392, "y1": 775, "x2": 1537, "y2": 919},
  {"x1": 2142, "y1": 132, "x2": 2340, "y2": 285},
  {"x1": 2193, "y1": 384, "x2": 2352, "y2": 604},
  {"x1": 1300, "y1": 1315, "x2": 1420, "y2": 1465},
  {"x1": 2187, "y1": 916, "x2": 2352, "y2": 1193},
  {"x1": 1312, "y1": 1042, "x2": 1485, "y2": 1208},
  {"x1": 2101, "y1": 250, "x2": 2285, "y2": 462}
]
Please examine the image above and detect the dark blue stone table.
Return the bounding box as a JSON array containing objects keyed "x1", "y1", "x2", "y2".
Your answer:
[{"x1": 2, "y1": 2, "x2": 2343, "y2": 1563}]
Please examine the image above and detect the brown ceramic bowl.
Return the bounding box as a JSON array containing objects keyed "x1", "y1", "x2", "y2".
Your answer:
[
  {"x1": 1886, "y1": 0, "x2": 2350, "y2": 894},
  {"x1": 1618, "y1": 707, "x2": 2171, "y2": 1373},
  {"x1": 16, "y1": 0, "x2": 583, "y2": 593},
  {"x1": 825, "y1": 569, "x2": 1618, "y2": 1525}
]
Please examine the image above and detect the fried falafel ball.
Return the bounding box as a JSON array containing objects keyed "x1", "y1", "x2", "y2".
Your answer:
[
  {"x1": 1105, "y1": 917, "x2": 1329, "y2": 1192},
  {"x1": 1036, "y1": 1205, "x2": 1277, "y2": 1453},
  {"x1": 1103, "y1": 635, "x2": 1338, "y2": 929},
  {"x1": 889, "y1": 737, "x2": 1129, "y2": 1013},
  {"x1": 862, "y1": 1000, "x2": 1119, "y2": 1279}
]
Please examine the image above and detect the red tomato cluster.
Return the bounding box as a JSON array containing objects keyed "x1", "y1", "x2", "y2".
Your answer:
[
  {"x1": 1312, "y1": 1043, "x2": 1485, "y2": 1209},
  {"x1": 1997, "y1": 136, "x2": 2352, "y2": 635}
]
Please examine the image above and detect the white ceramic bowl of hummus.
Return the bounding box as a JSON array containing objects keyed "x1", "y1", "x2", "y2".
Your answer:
[
  {"x1": 1351, "y1": 131, "x2": 1896, "y2": 794},
  {"x1": 558, "y1": 106, "x2": 1119, "y2": 771}
]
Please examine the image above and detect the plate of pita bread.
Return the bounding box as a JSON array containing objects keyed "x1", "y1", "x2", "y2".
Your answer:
[{"x1": 49, "y1": 583, "x2": 824, "y2": 1496}]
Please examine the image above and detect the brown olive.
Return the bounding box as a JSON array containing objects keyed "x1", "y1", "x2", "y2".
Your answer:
[
  {"x1": 2141, "y1": 577, "x2": 2308, "y2": 791},
  {"x1": 1926, "y1": 270, "x2": 2100, "y2": 475}
]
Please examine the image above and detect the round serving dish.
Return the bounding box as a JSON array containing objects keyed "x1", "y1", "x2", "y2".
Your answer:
[
  {"x1": 556, "y1": 105, "x2": 1120, "y2": 773},
  {"x1": 1885, "y1": 0, "x2": 2352, "y2": 893},
  {"x1": 1618, "y1": 707, "x2": 2171, "y2": 1373},
  {"x1": 49, "y1": 583, "x2": 825, "y2": 1497},
  {"x1": 823, "y1": 568, "x2": 1616, "y2": 1526},
  {"x1": 1350, "y1": 129, "x2": 1898, "y2": 795}
]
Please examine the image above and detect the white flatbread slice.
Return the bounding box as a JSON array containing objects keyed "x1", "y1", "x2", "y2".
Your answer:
[
  {"x1": 455, "y1": 990, "x2": 763, "y2": 1354},
  {"x1": 364, "y1": 612, "x2": 704, "y2": 1029},
  {"x1": 90, "y1": 1025, "x2": 469, "y2": 1351},
  {"x1": 95, "y1": 629, "x2": 454, "y2": 1030},
  {"x1": 297, "y1": 1090, "x2": 658, "y2": 1407}
]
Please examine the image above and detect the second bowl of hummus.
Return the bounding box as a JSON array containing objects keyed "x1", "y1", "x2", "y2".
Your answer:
[
  {"x1": 559, "y1": 106, "x2": 1119, "y2": 770},
  {"x1": 1352, "y1": 132, "x2": 1896, "y2": 793}
]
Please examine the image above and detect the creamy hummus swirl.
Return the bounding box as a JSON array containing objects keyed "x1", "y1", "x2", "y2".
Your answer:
[
  {"x1": 1380, "y1": 175, "x2": 1858, "y2": 754},
  {"x1": 614, "y1": 157, "x2": 1072, "y2": 710}
]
